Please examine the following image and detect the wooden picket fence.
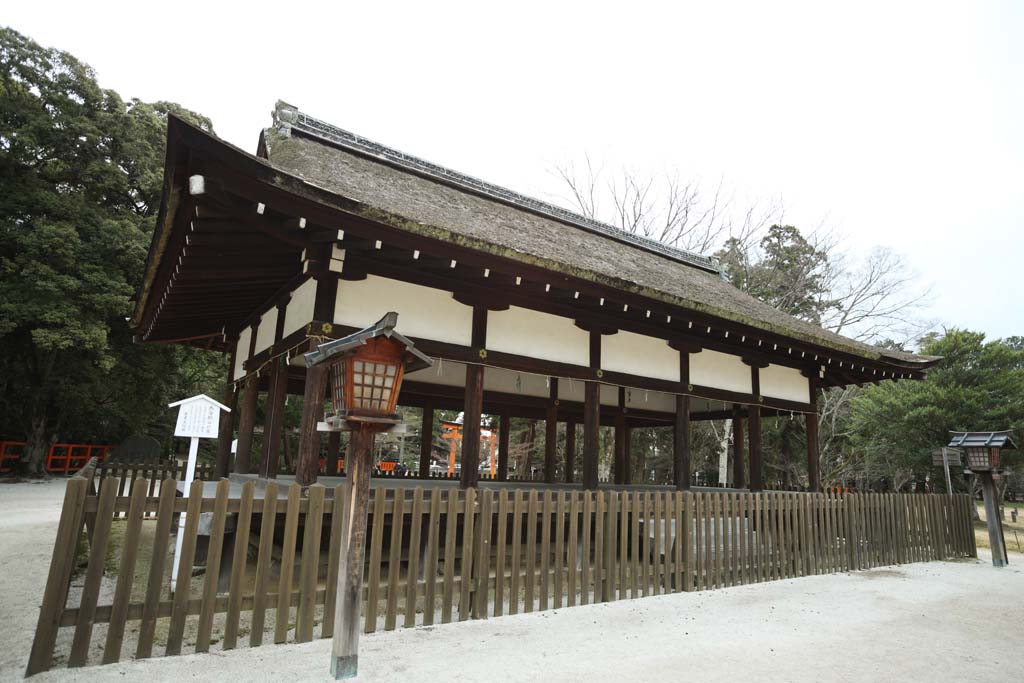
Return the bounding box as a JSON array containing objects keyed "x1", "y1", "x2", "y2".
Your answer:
[{"x1": 26, "y1": 468, "x2": 976, "y2": 675}]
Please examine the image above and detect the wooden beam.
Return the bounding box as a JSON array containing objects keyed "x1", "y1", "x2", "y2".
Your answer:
[
  {"x1": 614, "y1": 387, "x2": 627, "y2": 485},
  {"x1": 498, "y1": 412, "x2": 511, "y2": 482},
  {"x1": 564, "y1": 419, "x2": 576, "y2": 484},
  {"x1": 296, "y1": 364, "x2": 328, "y2": 487},
  {"x1": 460, "y1": 365, "x2": 484, "y2": 489},
  {"x1": 673, "y1": 395, "x2": 691, "y2": 490},
  {"x1": 582, "y1": 382, "x2": 600, "y2": 490},
  {"x1": 544, "y1": 379, "x2": 558, "y2": 483},
  {"x1": 807, "y1": 378, "x2": 821, "y2": 492},
  {"x1": 259, "y1": 356, "x2": 288, "y2": 478},
  {"x1": 234, "y1": 375, "x2": 258, "y2": 474},
  {"x1": 747, "y1": 365, "x2": 764, "y2": 491},
  {"x1": 419, "y1": 403, "x2": 434, "y2": 479},
  {"x1": 732, "y1": 405, "x2": 745, "y2": 490}
]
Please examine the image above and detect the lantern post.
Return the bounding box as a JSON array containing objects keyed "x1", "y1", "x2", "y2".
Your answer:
[
  {"x1": 949, "y1": 431, "x2": 1016, "y2": 568},
  {"x1": 303, "y1": 312, "x2": 431, "y2": 679}
]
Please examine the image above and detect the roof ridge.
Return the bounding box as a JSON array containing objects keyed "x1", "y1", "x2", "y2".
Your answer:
[{"x1": 271, "y1": 101, "x2": 722, "y2": 275}]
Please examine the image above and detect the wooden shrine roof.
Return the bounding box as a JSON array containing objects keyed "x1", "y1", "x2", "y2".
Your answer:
[{"x1": 131, "y1": 103, "x2": 938, "y2": 381}]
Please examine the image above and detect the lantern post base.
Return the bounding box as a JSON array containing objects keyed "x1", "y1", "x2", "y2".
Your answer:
[
  {"x1": 330, "y1": 426, "x2": 376, "y2": 680},
  {"x1": 331, "y1": 654, "x2": 358, "y2": 679},
  {"x1": 980, "y1": 471, "x2": 1008, "y2": 567}
]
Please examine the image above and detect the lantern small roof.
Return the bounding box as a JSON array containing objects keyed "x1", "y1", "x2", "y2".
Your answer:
[
  {"x1": 947, "y1": 431, "x2": 1017, "y2": 450},
  {"x1": 303, "y1": 312, "x2": 433, "y2": 372}
]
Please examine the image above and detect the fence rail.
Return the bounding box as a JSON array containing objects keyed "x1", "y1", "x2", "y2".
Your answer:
[{"x1": 26, "y1": 471, "x2": 975, "y2": 675}]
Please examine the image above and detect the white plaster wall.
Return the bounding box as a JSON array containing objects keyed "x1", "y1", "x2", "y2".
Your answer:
[
  {"x1": 760, "y1": 363, "x2": 810, "y2": 403},
  {"x1": 601, "y1": 331, "x2": 679, "y2": 382},
  {"x1": 253, "y1": 307, "x2": 278, "y2": 355},
  {"x1": 558, "y1": 377, "x2": 586, "y2": 403},
  {"x1": 600, "y1": 383, "x2": 620, "y2": 406},
  {"x1": 282, "y1": 277, "x2": 317, "y2": 338},
  {"x1": 487, "y1": 306, "x2": 589, "y2": 366},
  {"x1": 624, "y1": 387, "x2": 676, "y2": 413},
  {"x1": 689, "y1": 349, "x2": 751, "y2": 394},
  {"x1": 233, "y1": 327, "x2": 252, "y2": 380},
  {"x1": 334, "y1": 276, "x2": 472, "y2": 346},
  {"x1": 405, "y1": 358, "x2": 467, "y2": 387},
  {"x1": 483, "y1": 367, "x2": 551, "y2": 398}
]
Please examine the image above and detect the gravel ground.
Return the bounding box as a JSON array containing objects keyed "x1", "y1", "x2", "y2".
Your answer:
[{"x1": 4, "y1": 479, "x2": 1023, "y2": 682}]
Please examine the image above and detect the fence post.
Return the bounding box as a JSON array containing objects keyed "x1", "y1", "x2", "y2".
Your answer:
[{"x1": 25, "y1": 477, "x2": 89, "y2": 676}]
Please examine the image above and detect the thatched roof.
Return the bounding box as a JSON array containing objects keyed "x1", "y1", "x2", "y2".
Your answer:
[{"x1": 261, "y1": 103, "x2": 934, "y2": 368}]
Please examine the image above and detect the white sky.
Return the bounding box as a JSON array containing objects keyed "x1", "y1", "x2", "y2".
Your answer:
[{"x1": 7, "y1": 1, "x2": 1022, "y2": 340}]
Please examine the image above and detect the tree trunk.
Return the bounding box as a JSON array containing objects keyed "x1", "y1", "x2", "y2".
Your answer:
[
  {"x1": 23, "y1": 415, "x2": 52, "y2": 477},
  {"x1": 521, "y1": 421, "x2": 537, "y2": 479}
]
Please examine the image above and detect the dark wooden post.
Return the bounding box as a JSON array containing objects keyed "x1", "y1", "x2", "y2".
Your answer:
[
  {"x1": 747, "y1": 365, "x2": 764, "y2": 491},
  {"x1": 418, "y1": 403, "x2": 434, "y2": 479},
  {"x1": 326, "y1": 431, "x2": 341, "y2": 476},
  {"x1": 259, "y1": 355, "x2": 288, "y2": 479},
  {"x1": 564, "y1": 419, "x2": 576, "y2": 483},
  {"x1": 461, "y1": 365, "x2": 484, "y2": 489},
  {"x1": 235, "y1": 375, "x2": 258, "y2": 474},
  {"x1": 582, "y1": 382, "x2": 600, "y2": 489},
  {"x1": 732, "y1": 405, "x2": 746, "y2": 489},
  {"x1": 498, "y1": 412, "x2": 510, "y2": 482},
  {"x1": 613, "y1": 387, "x2": 627, "y2": 484},
  {"x1": 806, "y1": 378, "x2": 820, "y2": 492},
  {"x1": 544, "y1": 379, "x2": 558, "y2": 483},
  {"x1": 582, "y1": 331, "x2": 601, "y2": 489},
  {"x1": 673, "y1": 395, "x2": 691, "y2": 490},
  {"x1": 214, "y1": 345, "x2": 239, "y2": 479},
  {"x1": 330, "y1": 426, "x2": 374, "y2": 677},
  {"x1": 296, "y1": 363, "x2": 328, "y2": 487}
]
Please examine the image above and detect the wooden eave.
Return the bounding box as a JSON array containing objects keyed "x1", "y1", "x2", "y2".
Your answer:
[{"x1": 133, "y1": 115, "x2": 939, "y2": 386}]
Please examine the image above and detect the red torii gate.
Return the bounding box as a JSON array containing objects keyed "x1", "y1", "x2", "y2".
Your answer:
[{"x1": 440, "y1": 420, "x2": 498, "y2": 478}]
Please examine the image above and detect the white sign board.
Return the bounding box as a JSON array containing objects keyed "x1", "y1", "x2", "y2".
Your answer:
[
  {"x1": 167, "y1": 394, "x2": 230, "y2": 592},
  {"x1": 170, "y1": 394, "x2": 229, "y2": 439}
]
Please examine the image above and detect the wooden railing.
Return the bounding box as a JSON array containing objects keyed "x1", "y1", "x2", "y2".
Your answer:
[
  {"x1": 25, "y1": 478, "x2": 975, "y2": 675},
  {"x1": 0, "y1": 441, "x2": 114, "y2": 474}
]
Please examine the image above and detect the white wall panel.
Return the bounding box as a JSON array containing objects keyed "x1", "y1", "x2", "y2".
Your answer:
[
  {"x1": 483, "y1": 367, "x2": 551, "y2": 398},
  {"x1": 405, "y1": 358, "x2": 467, "y2": 388},
  {"x1": 282, "y1": 277, "x2": 317, "y2": 338},
  {"x1": 624, "y1": 387, "x2": 676, "y2": 413},
  {"x1": 760, "y1": 363, "x2": 810, "y2": 403},
  {"x1": 233, "y1": 327, "x2": 252, "y2": 380},
  {"x1": 600, "y1": 383, "x2": 620, "y2": 406},
  {"x1": 689, "y1": 349, "x2": 751, "y2": 394},
  {"x1": 334, "y1": 276, "x2": 472, "y2": 346},
  {"x1": 602, "y1": 331, "x2": 679, "y2": 382},
  {"x1": 487, "y1": 306, "x2": 589, "y2": 366},
  {"x1": 253, "y1": 307, "x2": 278, "y2": 354}
]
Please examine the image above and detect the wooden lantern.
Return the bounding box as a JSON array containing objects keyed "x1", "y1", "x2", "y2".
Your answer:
[
  {"x1": 964, "y1": 446, "x2": 999, "y2": 472},
  {"x1": 305, "y1": 312, "x2": 432, "y2": 431}
]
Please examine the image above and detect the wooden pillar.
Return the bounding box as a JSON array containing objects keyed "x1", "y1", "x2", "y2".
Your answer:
[
  {"x1": 296, "y1": 363, "x2": 328, "y2": 487},
  {"x1": 582, "y1": 383, "x2": 600, "y2": 489},
  {"x1": 259, "y1": 355, "x2": 288, "y2": 479},
  {"x1": 747, "y1": 365, "x2": 764, "y2": 491},
  {"x1": 673, "y1": 395, "x2": 691, "y2": 490},
  {"x1": 582, "y1": 331, "x2": 601, "y2": 490},
  {"x1": 806, "y1": 378, "x2": 820, "y2": 492},
  {"x1": 544, "y1": 379, "x2": 558, "y2": 483},
  {"x1": 214, "y1": 345, "x2": 239, "y2": 479},
  {"x1": 564, "y1": 419, "x2": 576, "y2": 483},
  {"x1": 498, "y1": 412, "x2": 510, "y2": 482},
  {"x1": 330, "y1": 426, "x2": 374, "y2": 678},
  {"x1": 418, "y1": 403, "x2": 434, "y2": 479},
  {"x1": 461, "y1": 364, "x2": 484, "y2": 489},
  {"x1": 326, "y1": 431, "x2": 341, "y2": 476},
  {"x1": 613, "y1": 387, "x2": 627, "y2": 484},
  {"x1": 234, "y1": 375, "x2": 258, "y2": 474},
  {"x1": 732, "y1": 405, "x2": 746, "y2": 489}
]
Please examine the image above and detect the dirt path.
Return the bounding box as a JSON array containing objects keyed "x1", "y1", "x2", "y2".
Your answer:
[
  {"x1": 0, "y1": 480, "x2": 70, "y2": 680},
  {"x1": 5, "y1": 480, "x2": 1023, "y2": 682}
]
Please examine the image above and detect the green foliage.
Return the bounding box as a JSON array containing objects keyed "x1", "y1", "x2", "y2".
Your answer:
[
  {"x1": 848, "y1": 330, "x2": 1024, "y2": 488},
  {"x1": 0, "y1": 27, "x2": 218, "y2": 473}
]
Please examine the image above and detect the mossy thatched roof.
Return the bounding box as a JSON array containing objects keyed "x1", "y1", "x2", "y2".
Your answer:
[{"x1": 260, "y1": 105, "x2": 933, "y2": 368}]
